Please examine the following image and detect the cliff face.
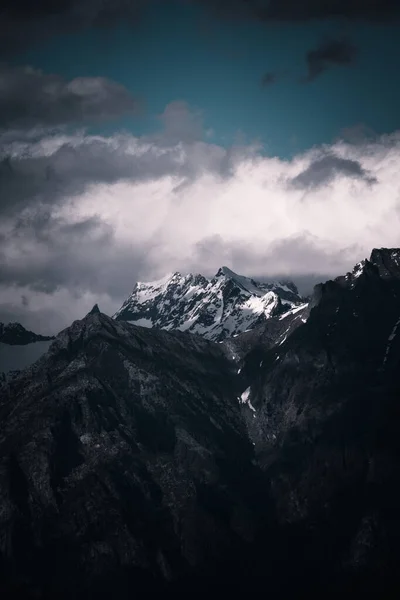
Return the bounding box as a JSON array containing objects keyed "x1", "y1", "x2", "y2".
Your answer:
[{"x1": 237, "y1": 248, "x2": 400, "y2": 592}]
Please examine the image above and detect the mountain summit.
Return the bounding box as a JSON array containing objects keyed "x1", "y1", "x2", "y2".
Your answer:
[{"x1": 113, "y1": 267, "x2": 303, "y2": 341}]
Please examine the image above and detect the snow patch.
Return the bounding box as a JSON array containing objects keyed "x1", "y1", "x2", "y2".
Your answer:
[
  {"x1": 239, "y1": 387, "x2": 256, "y2": 412},
  {"x1": 128, "y1": 318, "x2": 152, "y2": 328},
  {"x1": 383, "y1": 316, "x2": 400, "y2": 366}
]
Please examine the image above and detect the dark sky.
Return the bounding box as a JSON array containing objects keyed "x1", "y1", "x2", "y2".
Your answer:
[{"x1": 1, "y1": 0, "x2": 400, "y2": 333}]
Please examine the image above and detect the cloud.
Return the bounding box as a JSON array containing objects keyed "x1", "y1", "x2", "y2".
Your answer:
[
  {"x1": 261, "y1": 72, "x2": 279, "y2": 87},
  {"x1": 195, "y1": 0, "x2": 400, "y2": 23},
  {"x1": 156, "y1": 100, "x2": 205, "y2": 144},
  {"x1": 0, "y1": 211, "x2": 150, "y2": 298},
  {"x1": 1, "y1": 0, "x2": 399, "y2": 58},
  {"x1": 1, "y1": 106, "x2": 400, "y2": 331},
  {"x1": 338, "y1": 123, "x2": 377, "y2": 144},
  {"x1": 0, "y1": 102, "x2": 254, "y2": 216},
  {"x1": 288, "y1": 154, "x2": 377, "y2": 189},
  {"x1": 0, "y1": 0, "x2": 147, "y2": 56},
  {"x1": 302, "y1": 37, "x2": 357, "y2": 82},
  {"x1": 0, "y1": 65, "x2": 142, "y2": 130}
]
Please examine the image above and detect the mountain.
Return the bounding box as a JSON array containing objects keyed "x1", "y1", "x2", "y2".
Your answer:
[
  {"x1": 1, "y1": 248, "x2": 400, "y2": 597},
  {"x1": 0, "y1": 322, "x2": 53, "y2": 346},
  {"x1": 0, "y1": 322, "x2": 54, "y2": 386},
  {"x1": 0, "y1": 310, "x2": 270, "y2": 598},
  {"x1": 235, "y1": 248, "x2": 400, "y2": 591},
  {"x1": 113, "y1": 266, "x2": 304, "y2": 341}
]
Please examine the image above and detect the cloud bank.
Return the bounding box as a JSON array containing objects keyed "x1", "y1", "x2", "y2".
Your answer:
[
  {"x1": 2, "y1": 0, "x2": 399, "y2": 59},
  {"x1": 196, "y1": 0, "x2": 400, "y2": 23},
  {"x1": 0, "y1": 65, "x2": 142, "y2": 130},
  {"x1": 1, "y1": 100, "x2": 400, "y2": 331}
]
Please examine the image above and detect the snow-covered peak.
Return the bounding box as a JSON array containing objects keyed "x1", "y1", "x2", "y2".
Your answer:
[
  {"x1": 114, "y1": 267, "x2": 303, "y2": 342},
  {"x1": 215, "y1": 266, "x2": 267, "y2": 297},
  {"x1": 343, "y1": 259, "x2": 368, "y2": 286}
]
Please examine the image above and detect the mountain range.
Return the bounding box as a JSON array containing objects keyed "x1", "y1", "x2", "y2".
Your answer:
[
  {"x1": 1, "y1": 249, "x2": 400, "y2": 598},
  {"x1": 113, "y1": 266, "x2": 304, "y2": 341}
]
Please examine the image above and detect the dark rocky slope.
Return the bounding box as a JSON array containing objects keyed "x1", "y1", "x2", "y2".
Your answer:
[
  {"x1": 238, "y1": 248, "x2": 400, "y2": 595},
  {"x1": 0, "y1": 312, "x2": 270, "y2": 599},
  {"x1": 1, "y1": 248, "x2": 400, "y2": 598}
]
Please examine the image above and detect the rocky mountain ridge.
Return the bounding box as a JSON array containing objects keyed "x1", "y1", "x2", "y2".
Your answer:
[
  {"x1": 1, "y1": 248, "x2": 400, "y2": 597},
  {"x1": 114, "y1": 266, "x2": 304, "y2": 342}
]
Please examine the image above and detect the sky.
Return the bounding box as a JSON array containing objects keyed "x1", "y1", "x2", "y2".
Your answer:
[{"x1": 1, "y1": 0, "x2": 400, "y2": 334}]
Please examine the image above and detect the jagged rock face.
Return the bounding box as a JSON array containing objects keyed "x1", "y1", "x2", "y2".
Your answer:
[
  {"x1": 114, "y1": 266, "x2": 303, "y2": 342},
  {"x1": 238, "y1": 248, "x2": 400, "y2": 585},
  {"x1": 0, "y1": 314, "x2": 269, "y2": 598}
]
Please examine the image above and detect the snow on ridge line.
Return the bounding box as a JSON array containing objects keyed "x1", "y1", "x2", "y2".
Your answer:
[
  {"x1": 124, "y1": 267, "x2": 299, "y2": 302},
  {"x1": 127, "y1": 318, "x2": 152, "y2": 328},
  {"x1": 113, "y1": 266, "x2": 304, "y2": 342},
  {"x1": 218, "y1": 266, "x2": 265, "y2": 297}
]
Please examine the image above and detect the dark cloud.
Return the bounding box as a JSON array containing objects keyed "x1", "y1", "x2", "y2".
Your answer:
[
  {"x1": 0, "y1": 301, "x2": 71, "y2": 335},
  {"x1": 194, "y1": 0, "x2": 400, "y2": 23},
  {"x1": 191, "y1": 232, "x2": 360, "y2": 290},
  {"x1": 338, "y1": 123, "x2": 377, "y2": 144},
  {"x1": 261, "y1": 72, "x2": 279, "y2": 87},
  {"x1": 156, "y1": 100, "x2": 205, "y2": 144},
  {"x1": 0, "y1": 65, "x2": 142, "y2": 130},
  {"x1": 0, "y1": 0, "x2": 147, "y2": 56},
  {"x1": 0, "y1": 106, "x2": 250, "y2": 307},
  {"x1": 264, "y1": 234, "x2": 363, "y2": 271},
  {"x1": 1, "y1": 0, "x2": 399, "y2": 57},
  {"x1": 302, "y1": 37, "x2": 357, "y2": 82},
  {"x1": 0, "y1": 109, "x2": 245, "y2": 217},
  {"x1": 0, "y1": 210, "x2": 151, "y2": 298},
  {"x1": 0, "y1": 137, "x2": 144, "y2": 215},
  {"x1": 289, "y1": 154, "x2": 377, "y2": 189}
]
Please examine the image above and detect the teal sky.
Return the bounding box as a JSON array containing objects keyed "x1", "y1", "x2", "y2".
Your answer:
[{"x1": 6, "y1": 0, "x2": 400, "y2": 156}]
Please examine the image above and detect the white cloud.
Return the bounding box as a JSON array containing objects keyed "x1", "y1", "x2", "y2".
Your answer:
[
  {"x1": 1, "y1": 121, "x2": 400, "y2": 331},
  {"x1": 65, "y1": 129, "x2": 400, "y2": 275}
]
